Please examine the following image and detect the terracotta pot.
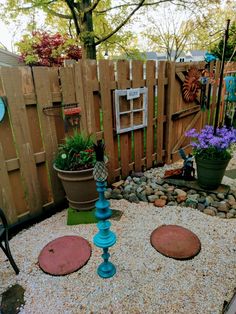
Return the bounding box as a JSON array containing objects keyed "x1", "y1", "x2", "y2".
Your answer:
[
  {"x1": 54, "y1": 165, "x2": 98, "y2": 211},
  {"x1": 195, "y1": 156, "x2": 231, "y2": 190}
]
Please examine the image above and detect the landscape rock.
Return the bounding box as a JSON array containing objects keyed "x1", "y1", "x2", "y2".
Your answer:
[
  {"x1": 204, "y1": 208, "x2": 216, "y2": 216},
  {"x1": 154, "y1": 199, "x2": 166, "y2": 207}
]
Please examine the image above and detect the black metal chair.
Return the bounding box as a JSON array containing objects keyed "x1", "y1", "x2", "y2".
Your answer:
[{"x1": 0, "y1": 208, "x2": 19, "y2": 274}]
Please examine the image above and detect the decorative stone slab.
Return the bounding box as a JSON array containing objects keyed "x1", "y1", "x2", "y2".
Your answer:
[
  {"x1": 38, "y1": 236, "x2": 91, "y2": 275},
  {"x1": 150, "y1": 225, "x2": 201, "y2": 259},
  {"x1": 164, "y1": 178, "x2": 230, "y2": 194}
]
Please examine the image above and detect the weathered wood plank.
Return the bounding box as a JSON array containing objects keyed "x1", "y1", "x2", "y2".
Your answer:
[
  {"x1": 146, "y1": 60, "x2": 156, "y2": 169},
  {"x1": 117, "y1": 60, "x2": 132, "y2": 177},
  {"x1": 1, "y1": 67, "x2": 42, "y2": 214},
  {"x1": 99, "y1": 60, "x2": 117, "y2": 182},
  {"x1": 74, "y1": 62, "x2": 88, "y2": 133},
  {"x1": 157, "y1": 61, "x2": 166, "y2": 164},
  {"x1": 132, "y1": 60, "x2": 144, "y2": 172},
  {"x1": 33, "y1": 67, "x2": 65, "y2": 204},
  {"x1": 0, "y1": 144, "x2": 16, "y2": 224},
  {"x1": 165, "y1": 62, "x2": 176, "y2": 163}
]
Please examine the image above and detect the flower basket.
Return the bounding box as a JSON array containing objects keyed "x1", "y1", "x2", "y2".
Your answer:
[
  {"x1": 186, "y1": 125, "x2": 236, "y2": 190},
  {"x1": 195, "y1": 156, "x2": 231, "y2": 189},
  {"x1": 53, "y1": 131, "x2": 98, "y2": 211}
]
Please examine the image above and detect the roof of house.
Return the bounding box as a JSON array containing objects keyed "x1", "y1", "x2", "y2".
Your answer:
[{"x1": 0, "y1": 48, "x2": 24, "y2": 66}]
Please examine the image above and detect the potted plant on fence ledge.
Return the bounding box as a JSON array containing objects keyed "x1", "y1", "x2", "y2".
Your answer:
[
  {"x1": 53, "y1": 132, "x2": 98, "y2": 211},
  {"x1": 186, "y1": 125, "x2": 236, "y2": 190}
]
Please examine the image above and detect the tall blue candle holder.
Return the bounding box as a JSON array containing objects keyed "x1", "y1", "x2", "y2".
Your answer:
[{"x1": 93, "y1": 142, "x2": 117, "y2": 278}]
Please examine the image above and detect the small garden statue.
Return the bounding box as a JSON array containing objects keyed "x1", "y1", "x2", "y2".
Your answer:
[
  {"x1": 178, "y1": 148, "x2": 195, "y2": 180},
  {"x1": 93, "y1": 140, "x2": 116, "y2": 278}
]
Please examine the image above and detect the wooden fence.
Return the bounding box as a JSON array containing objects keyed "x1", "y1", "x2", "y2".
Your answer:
[{"x1": 0, "y1": 60, "x2": 227, "y2": 225}]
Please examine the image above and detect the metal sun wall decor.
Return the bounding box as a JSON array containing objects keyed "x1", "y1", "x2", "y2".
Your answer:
[
  {"x1": 93, "y1": 141, "x2": 116, "y2": 278},
  {"x1": 182, "y1": 66, "x2": 201, "y2": 103}
]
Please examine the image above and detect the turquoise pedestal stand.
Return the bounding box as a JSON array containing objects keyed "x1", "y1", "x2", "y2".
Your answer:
[{"x1": 93, "y1": 181, "x2": 116, "y2": 278}]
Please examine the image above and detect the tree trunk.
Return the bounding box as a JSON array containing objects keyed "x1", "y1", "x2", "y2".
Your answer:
[{"x1": 81, "y1": 0, "x2": 97, "y2": 60}]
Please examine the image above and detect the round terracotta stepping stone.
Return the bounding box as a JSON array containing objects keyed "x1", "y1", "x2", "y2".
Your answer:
[
  {"x1": 38, "y1": 236, "x2": 91, "y2": 275},
  {"x1": 150, "y1": 225, "x2": 201, "y2": 259}
]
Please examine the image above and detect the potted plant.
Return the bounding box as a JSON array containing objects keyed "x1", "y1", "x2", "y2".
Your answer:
[
  {"x1": 185, "y1": 125, "x2": 236, "y2": 189},
  {"x1": 53, "y1": 131, "x2": 98, "y2": 210}
]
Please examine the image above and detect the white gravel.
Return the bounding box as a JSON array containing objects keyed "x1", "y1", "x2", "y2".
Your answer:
[{"x1": 0, "y1": 199, "x2": 236, "y2": 314}]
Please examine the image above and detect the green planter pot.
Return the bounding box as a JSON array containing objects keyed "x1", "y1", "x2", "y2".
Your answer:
[
  {"x1": 53, "y1": 165, "x2": 98, "y2": 211},
  {"x1": 195, "y1": 156, "x2": 231, "y2": 190}
]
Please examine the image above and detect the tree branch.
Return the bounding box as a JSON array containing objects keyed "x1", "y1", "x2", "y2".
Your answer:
[
  {"x1": 95, "y1": 0, "x2": 145, "y2": 46},
  {"x1": 84, "y1": 0, "x2": 102, "y2": 13},
  {"x1": 65, "y1": 0, "x2": 81, "y2": 35},
  {"x1": 45, "y1": 8, "x2": 72, "y2": 19}
]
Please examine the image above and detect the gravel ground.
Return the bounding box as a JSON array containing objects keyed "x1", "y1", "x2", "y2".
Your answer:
[{"x1": 1, "y1": 155, "x2": 236, "y2": 314}]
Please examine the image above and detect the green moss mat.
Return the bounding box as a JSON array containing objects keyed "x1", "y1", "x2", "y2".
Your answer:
[
  {"x1": 67, "y1": 208, "x2": 123, "y2": 225},
  {"x1": 225, "y1": 169, "x2": 236, "y2": 179}
]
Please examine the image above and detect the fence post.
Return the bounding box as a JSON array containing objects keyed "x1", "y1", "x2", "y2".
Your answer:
[
  {"x1": 157, "y1": 61, "x2": 166, "y2": 164},
  {"x1": 165, "y1": 61, "x2": 176, "y2": 163}
]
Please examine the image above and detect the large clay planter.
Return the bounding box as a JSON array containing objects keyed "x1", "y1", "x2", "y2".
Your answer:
[
  {"x1": 54, "y1": 165, "x2": 98, "y2": 211},
  {"x1": 195, "y1": 156, "x2": 231, "y2": 190}
]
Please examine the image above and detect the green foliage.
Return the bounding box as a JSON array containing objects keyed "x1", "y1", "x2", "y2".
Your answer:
[
  {"x1": 16, "y1": 31, "x2": 82, "y2": 66},
  {"x1": 54, "y1": 132, "x2": 96, "y2": 171},
  {"x1": 210, "y1": 22, "x2": 236, "y2": 61}
]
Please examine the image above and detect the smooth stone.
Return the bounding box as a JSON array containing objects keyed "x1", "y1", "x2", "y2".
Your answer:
[
  {"x1": 136, "y1": 186, "x2": 145, "y2": 194},
  {"x1": 197, "y1": 203, "x2": 205, "y2": 212},
  {"x1": 128, "y1": 193, "x2": 139, "y2": 203},
  {"x1": 131, "y1": 172, "x2": 144, "y2": 178},
  {"x1": 150, "y1": 183, "x2": 159, "y2": 190},
  {"x1": 137, "y1": 192, "x2": 148, "y2": 202},
  {"x1": 205, "y1": 196, "x2": 214, "y2": 206},
  {"x1": 227, "y1": 200, "x2": 236, "y2": 206},
  {"x1": 185, "y1": 198, "x2": 198, "y2": 208},
  {"x1": 167, "y1": 201, "x2": 178, "y2": 206},
  {"x1": 226, "y1": 213, "x2": 234, "y2": 219},
  {"x1": 217, "y1": 202, "x2": 230, "y2": 213},
  {"x1": 229, "y1": 209, "x2": 236, "y2": 216},
  {"x1": 160, "y1": 195, "x2": 168, "y2": 200},
  {"x1": 217, "y1": 193, "x2": 225, "y2": 200},
  {"x1": 154, "y1": 199, "x2": 166, "y2": 207},
  {"x1": 188, "y1": 194, "x2": 200, "y2": 200},
  {"x1": 175, "y1": 189, "x2": 187, "y2": 197},
  {"x1": 187, "y1": 189, "x2": 197, "y2": 195},
  {"x1": 140, "y1": 176, "x2": 147, "y2": 183},
  {"x1": 148, "y1": 195, "x2": 159, "y2": 203},
  {"x1": 177, "y1": 195, "x2": 187, "y2": 203},
  {"x1": 209, "y1": 193, "x2": 219, "y2": 201},
  {"x1": 124, "y1": 185, "x2": 133, "y2": 193},
  {"x1": 203, "y1": 208, "x2": 216, "y2": 216},
  {"x1": 154, "y1": 190, "x2": 165, "y2": 196},
  {"x1": 112, "y1": 180, "x2": 124, "y2": 188},
  {"x1": 156, "y1": 178, "x2": 164, "y2": 185},
  {"x1": 217, "y1": 212, "x2": 226, "y2": 218},
  {"x1": 133, "y1": 177, "x2": 141, "y2": 184},
  {"x1": 104, "y1": 191, "x2": 111, "y2": 199},
  {"x1": 145, "y1": 186, "x2": 154, "y2": 196},
  {"x1": 198, "y1": 196, "x2": 206, "y2": 203}
]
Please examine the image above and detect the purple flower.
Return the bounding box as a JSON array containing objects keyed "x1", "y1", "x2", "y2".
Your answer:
[{"x1": 185, "y1": 125, "x2": 236, "y2": 159}]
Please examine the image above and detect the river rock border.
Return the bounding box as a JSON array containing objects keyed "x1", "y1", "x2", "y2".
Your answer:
[{"x1": 105, "y1": 173, "x2": 236, "y2": 219}]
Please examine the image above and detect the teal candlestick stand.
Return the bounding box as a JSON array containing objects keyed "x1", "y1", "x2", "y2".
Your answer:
[{"x1": 93, "y1": 142, "x2": 116, "y2": 278}]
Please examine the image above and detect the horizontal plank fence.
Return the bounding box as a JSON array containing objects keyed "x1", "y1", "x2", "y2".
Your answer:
[{"x1": 0, "y1": 59, "x2": 231, "y2": 225}]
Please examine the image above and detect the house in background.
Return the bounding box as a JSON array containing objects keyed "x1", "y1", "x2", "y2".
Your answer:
[
  {"x1": 144, "y1": 50, "x2": 207, "y2": 62},
  {"x1": 0, "y1": 48, "x2": 24, "y2": 66}
]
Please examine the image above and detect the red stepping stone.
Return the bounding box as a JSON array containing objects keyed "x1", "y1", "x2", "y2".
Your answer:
[
  {"x1": 150, "y1": 225, "x2": 201, "y2": 259},
  {"x1": 38, "y1": 236, "x2": 91, "y2": 275}
]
